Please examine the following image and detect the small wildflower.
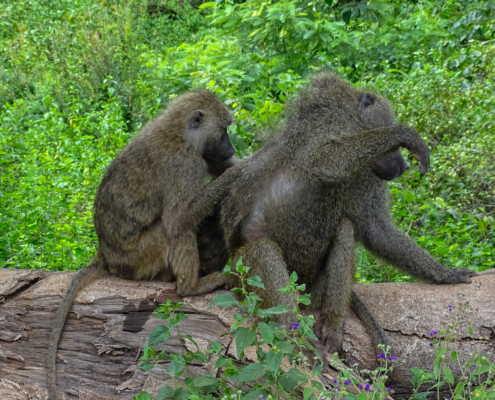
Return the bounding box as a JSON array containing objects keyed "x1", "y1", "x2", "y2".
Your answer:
[
  {"x1": 335, "y1": 387, "x2": 339, "y2": 392},
  {"x1": 333, "y1": 378, "x2": 338, "y2": 383},
  {"x1": 448, "y1": 305, "x2": 453, "y2": 312},
  {"x1": 388, "y1": 356, "x2": 398, "y2": 361},
  {"x1": 278, "y1": 324, "x2": 285, "y2": 328},
  {"x1": 358, "y1": 385, "x2": 363, "y2": 389},
  {"x1": 344, "y1": 380, "x2": 351, "y2": 385},
  {"x1": 377, "y1": 353, "x2": 386, "y2": 359},
  {"x1": 387, "y1": 387, "x2": 392, "y2": 392},
  {"x1": 291, "y1": 322, "x2": 300, "y2": 329},
  {"x1": 429, "y1": 330, "x2": 439, "y2": 336},
  {"x1": 365, "y1": 383, "x2": 370, "y2": 390},
  {"x1": 429, "y1": 343, "x2": 433, "y2": 347}
]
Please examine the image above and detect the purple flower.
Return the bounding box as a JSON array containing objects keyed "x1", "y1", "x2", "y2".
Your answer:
[
  {"x1": 359, "y1": 385, "x2": 363, "y2": 389},
  {"x1": 429, "y1": 330, "x2": 439, "y2": 336},
  {"x1": 335, "y1": 387, "x2": 339, "y2": 392},
  {"x1": 388, "y1": 356, "x2": 398, "y2": 361},
  {"x1": 377, "y1": 353, "x2": 386, "y2": 359},
  {"x1": 387, "y1": 387, "x2": 392, "y2": 392},
  {"x1": 365, "y1": 383, "x2": 370, "y2": 390},
  {"x1": 333, "y1": 378, "x2": 338, "y2": 383},
  {"x1": 344, "y1": 380, "x2": 351, "y2": 385},
  {"x1": 429, "y1": 343, "x2": 433, "y2": 347},
  {"x1": 291, "y1": 323, "x2": 300, "y2": 330},
  {"x1": 448, "y1": 305, "x2": 453, "y2": 312},
  {"x1": 278, "y1": 324, "x2": 285, "y2": 328}
]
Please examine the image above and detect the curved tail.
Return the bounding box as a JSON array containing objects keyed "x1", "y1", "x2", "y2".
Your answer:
[
  {"x1": 47, "y1": 256, "x2": 107, "y2": 400},
  {"x1": 351, "y1": 290, "x2": 408, "y2": 384}
]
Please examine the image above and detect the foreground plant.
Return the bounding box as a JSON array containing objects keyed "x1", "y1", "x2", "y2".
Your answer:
[{"x1": 133, "y1": 260, "x2": 399, "y2": 400}]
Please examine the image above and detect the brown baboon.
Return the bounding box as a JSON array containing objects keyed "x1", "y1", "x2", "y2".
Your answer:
[
  {"x1": 220, "y1": 71, "x2": 477, "y2": 357},
  {"x1": 47, "y1": 90, "x2": 236, "y2": 400}
]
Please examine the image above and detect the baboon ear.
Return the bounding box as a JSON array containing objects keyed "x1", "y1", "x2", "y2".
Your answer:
[
  {"x1": 360, "y1": 93, "x2": 374, "y2": 109},
  {"x1": 190, "y1": 111, "x2": 204, "y2": 128}
]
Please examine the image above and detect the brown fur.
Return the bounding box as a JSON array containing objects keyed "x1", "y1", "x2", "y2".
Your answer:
[
  {"x1": 220, "y1": 71, "x2": 477, "y2": 358},
  {"x1": 47, "y1": 90, "x2": 237, "y2": 400}
]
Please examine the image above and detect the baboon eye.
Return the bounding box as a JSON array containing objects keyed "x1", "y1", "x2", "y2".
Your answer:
[
  {"x1": 360, "y1": 93, "x2": 374, "y2": 109},
  {"x1": 190, "y1": 111, "x2": 204, "y2": 128}
]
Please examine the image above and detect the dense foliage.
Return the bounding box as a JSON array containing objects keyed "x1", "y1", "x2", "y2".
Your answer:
[{"x1": 0, "y1": 0, "x2": 493, "y2": 280}]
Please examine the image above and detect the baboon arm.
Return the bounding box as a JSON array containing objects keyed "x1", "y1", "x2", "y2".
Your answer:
[
  {"x1": 179, "y1": 167, "x2": 239, "y2": 233},
  {"x1": 355, "y1": 216, "x2": 476, "y2": 284},
  {"x1": 309, "y1": 124, "x2": 429, "y2": 183}
]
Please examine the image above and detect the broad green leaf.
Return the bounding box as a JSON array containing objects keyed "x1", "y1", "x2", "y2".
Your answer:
[
  {"x1": 149, "y1": 325, "x2": 170, "y2": 345},
  {"x1": 210, "y1": 340, "x2": 223, "y2": 354},
  {"x1": 209, "y1": 293, "x2": 237, "y2": 309},
  {"x1": 443, "y1": 367, "x2": 454, "y2": 384},
  {"x1": 168, "y1": 360, "x2": 184, "y2": 377},
  {"x1": 247, "y1": 275, "x2": 266, "y2": 289},
  {"x1": 451, "y1": 351, "x2": 458, "y2": 363},
  {"x1": 140, "y1": 361, "x2": 154, "y2": 371},
  {"x1": 193, "y1": 376, "x2": 217, "y2": 388},
  {"x1": 171, "y1": 389, "x2": 190, "y2": 400},
  {"x1": 303, "y1": 386, "x2": 314, "y2": 400},
  {"x1": 237, "y1": 363, "x2": 266, "y2": 382},
  {"x1": 235, "y1": 327, "x2": 256, "y2": 358},
  {"x1": 259, "y1": 322, "x2": 274, "y2": 343},
  {"x1": 157, "y1": 386, "x2": 175, "y2": 400},
  {"x1": 266, "y1": 349, "x2": 284, "y2": 372}
]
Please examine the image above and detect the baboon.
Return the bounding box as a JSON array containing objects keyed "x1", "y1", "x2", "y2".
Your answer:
[
  {"x1": 220, "y1": 71, "x2": 477, "y2": 357},
  {"x1": 47, "y1": 90, "x2": 237, "y2": 400}
]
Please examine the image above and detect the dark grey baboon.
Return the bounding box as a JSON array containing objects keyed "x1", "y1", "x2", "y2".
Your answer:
[
  {"x1": 220, "y1": 71, "x2": 477, "y2": 356},
  {"x1": 47, "y1": 90, "x2": 237, "y2": 400}
]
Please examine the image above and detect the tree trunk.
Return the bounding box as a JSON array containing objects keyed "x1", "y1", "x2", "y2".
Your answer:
[{"x1": 0, "y1": 269, "x2": 494, "y2": 399}]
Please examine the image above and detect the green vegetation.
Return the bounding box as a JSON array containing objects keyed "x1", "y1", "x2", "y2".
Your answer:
[
  {"x1": 134, "y1": 262, "x2": 495, "y2": 400},
  {"x1": 0, "y1": 0, "x2": 493, "y2": 280}
]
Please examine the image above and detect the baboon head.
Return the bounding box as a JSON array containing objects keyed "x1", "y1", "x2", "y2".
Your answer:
[
  {"x1": 358, "y1": 88, "x2": 408, "y2": 181},
  {"x1": 174, "y1": 90, "x2": 236, "y2": 162}
]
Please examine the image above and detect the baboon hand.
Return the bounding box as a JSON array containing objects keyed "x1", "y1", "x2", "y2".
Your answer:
[
  {"x1": 399, "y1": 124, "x2": 430, "y2": 176},
  {"x1": 437, "y1": 268, "x2": 479, "y2": 284}
]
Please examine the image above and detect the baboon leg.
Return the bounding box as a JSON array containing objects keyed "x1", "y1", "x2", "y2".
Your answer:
[
  {"x1": 173, "y1": 232, "x2": 227, "y2": 296},
  {"x1": 231, "y1": 238, "x2": 296, "y2": 325},
  {"x1": 310, "y1": 218, "x2": 355, "y2": 354}
]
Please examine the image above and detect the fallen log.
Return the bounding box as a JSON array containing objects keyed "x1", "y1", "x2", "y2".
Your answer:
[{"x1": 0, "y1": 269, "x2": 494, "y2": 399}]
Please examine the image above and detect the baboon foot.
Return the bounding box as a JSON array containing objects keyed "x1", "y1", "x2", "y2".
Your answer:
[
  {"x1": 438, "y1": 268, "x2": 479, "y2": 284},
  {"x1": 314, "y1": 319, "x2": 344, "y2": 356}
]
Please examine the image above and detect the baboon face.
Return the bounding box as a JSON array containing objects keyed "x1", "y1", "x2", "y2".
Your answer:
[
  {"x1": 358, "y1": 92, "x2": 408, "y2": 180},
  {"x1": 188, "y1": 110, "x2": 236, "y2": 163},
  {"x1": 372, "y1": 149, "x2": 409, "y2": 181}
]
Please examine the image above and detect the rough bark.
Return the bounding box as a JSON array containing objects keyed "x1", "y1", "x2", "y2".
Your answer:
[{"x1": 0, "y1": 269, "x2": 494, "y2": 400}]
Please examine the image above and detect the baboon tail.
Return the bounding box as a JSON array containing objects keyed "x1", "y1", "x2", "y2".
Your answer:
[
  {"x1": 351, "y1": 290, "x2": 408, "y2": 384},
  {"x1": 350, "y1": 290, "x2": 390, "y2": 352},
  {"x1": 47, "y1": 255, "x2": 107, "y2": 400}
]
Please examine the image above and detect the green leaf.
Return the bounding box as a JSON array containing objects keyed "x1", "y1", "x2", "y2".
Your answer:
[
  {"x1": 435, "y1": 346, "x2": 447, "y2": 357},
  {"x1": 140, "y1": 361, "x2": 154, "y2": 371},
  {"x1": 261, "y1": 305, "x2": 288, "y2": 315},
  {"x1": 193, "y1": 376, "x2": 217, "y2": 388},
  {"x1": 356, "y1": 393, "x2": 368, "y2": 400},
  {"x1": 191, "y1": 351, "x2": 208, "y2": 363},
  {"x1": 451, "y1": 351, "x2": 458, "y2": 363},
  {"x1": 243, "y1": 390, "x2": 269, "y2": 400},
  {"x1": 237, "y1": 363, "x2": 266, "y2": 382},
  {"x1": 168, "y1": 360, "x2": 184, "y2": 377},
  {"x1": 214, "y1": 355, "x2": 230, "y2": 368},
  {"x1": 157, "y1": 386, "x2": 175, "y2": 400},
  {"x1": 266, "y1": 349, "x2": 284, "y2": 372},
  {"x1": 209, "y1": 293, "x2": 237, "y2": 309},
  {"x1": 454, "y1": 383, "x2": 465, "y2": 398},
  {"x1": 443, "y1": 367, "x2": 454, "y2": 385},
  {"x1": 473, "y1": 366, "x2": 491, "y2": 375},
  {"x1": 171, "y1": 389, "x2": 190, "y2": 400},
  {"x1": 467, "y1": 326, "x2": 474, "y2": 335},
  {"x1": 149, "y1": 325, "x2": 170, "y2": 345},
  {"x1": 290, "y1": 271, "x2": 298, "y2": 284},
  {"x1": 259, "y1": 322, "x2": 274, "y2": 343},
  {"x1": 303, "y1": 386, "x2": 314, "y2": 400},
  {"x1": 136, "y1": 392, "x2": 152, "y2": 400},
  {"x1": 210, "y1": 340, "x2": 223, "y2": 354},
  {"x1": 235, "y1": 327, "x2": 256, "y2": 358},
  {"x1": 247, "y1": 275, "x2": 266, "y2": 290}
]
